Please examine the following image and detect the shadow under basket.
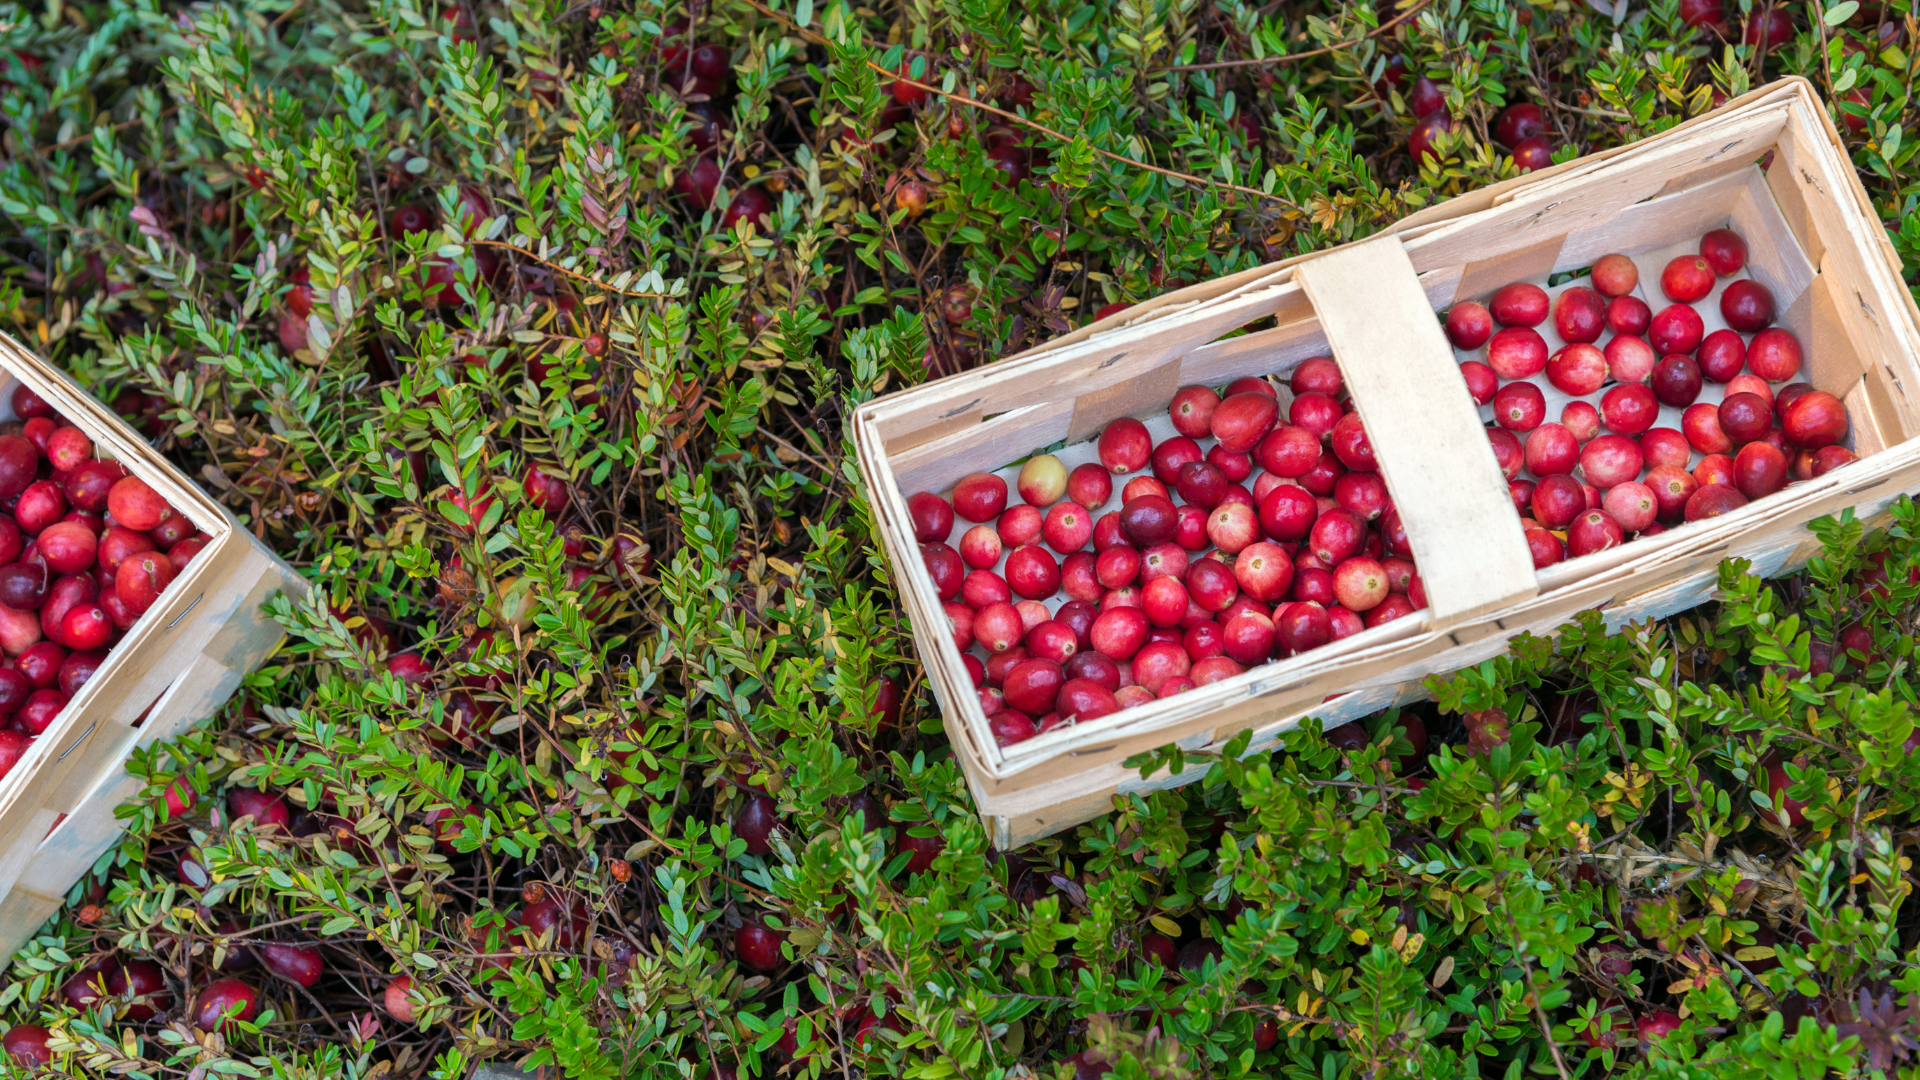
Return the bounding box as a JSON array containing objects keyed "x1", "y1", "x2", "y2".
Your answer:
[{"x1": 855, "y1": 79, "x2": 1920, "y2": 848}]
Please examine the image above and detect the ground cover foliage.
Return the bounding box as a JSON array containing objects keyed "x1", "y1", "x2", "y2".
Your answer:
[{"x1": 0, "y1": 0, "x2": 1917, "y2": 1076}]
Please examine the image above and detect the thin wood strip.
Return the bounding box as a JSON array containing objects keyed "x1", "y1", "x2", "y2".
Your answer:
[
  {"x1": 889, "y1": 400, "x2": 1073, "y2": 497},
  {"x1": 1293, "y1": 235, "x2": 1537, "y2": 627},
  {"x1": 1554, "y1": 167, "x2": 1754, "y2": 272}
]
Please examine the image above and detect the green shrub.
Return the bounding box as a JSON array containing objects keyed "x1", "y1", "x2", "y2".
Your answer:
[{"x1": 0, "y1": 0, "x2": 1915, "y2": 1077}]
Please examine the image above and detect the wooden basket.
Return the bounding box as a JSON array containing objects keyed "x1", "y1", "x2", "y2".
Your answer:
[
  {"x1": 852, "y1": 79, "x2": 1920, "y2": 848},
  {"x1": 0, "y1": 332, "x2": 307, "y2": 959}
]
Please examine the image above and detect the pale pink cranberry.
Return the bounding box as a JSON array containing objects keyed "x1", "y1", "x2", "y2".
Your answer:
[{"x1": 1603, "y1": 481, "x2": 1658, "y2": 533}]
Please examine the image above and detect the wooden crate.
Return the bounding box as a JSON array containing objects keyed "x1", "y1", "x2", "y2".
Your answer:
[
  {"x1": 852, "y1": 79, "x2": 1920, "y2": 848},
  {"x1": 0, "y1": 332, "x2": 307, "y2": 958}
]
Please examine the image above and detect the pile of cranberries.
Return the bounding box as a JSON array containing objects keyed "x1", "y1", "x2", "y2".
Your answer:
[
  {"x1": 0, "y1": 383, "x2": 200, "y2": 782},
  {"x1": 909, "y1": 361, "x2": 1431, "y2": 747},
  {"x1": 1443, "y1": 228, "x2": 1851, "y2": 569}
]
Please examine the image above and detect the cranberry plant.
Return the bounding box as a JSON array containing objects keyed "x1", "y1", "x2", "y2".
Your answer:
[{"x1": 0, "y1": 0, "x2": 1915, "y2": 1076}]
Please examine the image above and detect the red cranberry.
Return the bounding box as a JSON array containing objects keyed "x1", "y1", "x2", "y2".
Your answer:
[
  {"x1": 1407, "y1": 111, "x2": 1456, "y2": 163},
  {"x1": 1552, "y1": 287, "x2": 1608, "y2": 344},
  {"x1": 1580, "y1": 435, "x2": 1644, "y2": 489},
  {"x1": 1490, "y1": 283, "x2": 1550, "y2": 327},
  {"x1": 1734, "y1": 442, "x2": 1789, "y2": 499},
  {"x1": 1446, "y1": 303, "x2": 1493, "y2": 349},
  {"x1": 1211, "y1": 393, "x2": 1280, "y2": 453},
  {"x1": 1780, "y1": 390, "x2": 1848, "y2": 448},
  {"x1": 1525, "y1": 424, "x2": 1579, "y2": 476},
  {"x1": 193, "y1": 978, "x2": 259, "y2": 1031},
  {"x1": 1744, "y1": 8, "x2": 1795, "y2": 49},
  {"x1": 1486, "y1": 327, "x2": 1548, "y2": 380},
  {"x1": 1546, "y1": 344, "x2": 1607, "y2": 396},
  {"x1": 1685, "y1": 483, "x2": 1749, "y2": 521},
  {"x1": 1608, "y1": 295, "x2": 1652, "y2": 336},
  {"x1": 1567, "y1": 510, "x2": 1624, "y2": 557},
  {"x1": 1168, "y1": 386, "x2": 1220, "y2": 439},
  {"x1": 1660, "y1": 256, "x2": 1716, "y2": 303},
  {"x1": 1532, "y1": 474, "x2": 1586, "y2": 529},
  {"x1": 1600, "y1": 384, "x2": 1659, "y2": 436},
  {"x1": 1649, "y1": 304, "x2": 1705, "y2": 355},
  {"x1": 1494, "y1": 103, "x2": 1546, "y2": 147},
  {"x1": 1746, "y1": 328, "x2": 1803, "y2": 381},
  {"x1": 1651, "y1": 354, "x2": 1703, "y2": 407},
  {"x1": 1493, "y1": 382, "x2": 1546, "y2": 432},
  {"x1": 1065, "y1": 464, "x2": 1112, "y2": 509},
  {"x1": 1408, "y1": 76, "x2": 1445, "y2": 117},
  {"x1": 1459, "y1": 360, "x2": 1497, "y2": 404},
  {"x1": 1700, "y1": 228, "x2": 1749, "y2": 275},
  {"x1": 1591, "y1": 253, "x2": 1639, "y2": 297},
  {"x1": 1718, "y1": 392, "x2": 1774, "y2": 444},
  {"x1": 1718, "y1": 279, "x2": 1775, "y2": 332}
]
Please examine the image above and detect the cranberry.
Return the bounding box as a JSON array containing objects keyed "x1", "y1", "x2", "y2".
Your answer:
[
  {"x1": 1700, "y1": 229, "x2": 1749, "y2": 275},
  {"x1": 193, "y1": 978, "x2": 260, "y2": 1031},
  {"x1": 1645, "y1": 465, "x2": 1698, "y2": 521},
  {"x1": 1490, "y1": 283, "x2": 1549, "y2": 327},
  {"x1": 1744, "y1": 7, "x2": 1795, "y2": 49},
  {"x1": 1546, "y1": 343, "x2": 1608, "y2": 395},
  {"x1": 1408, "y1": 76, "x2": 1446, "y2": 117},
  {"x1": 1168, "y1": 386, "x2": 1220, "y2": 439},
  {"x1": 1681, "y1": 0, "x2": 1726, "y2": 28},
  {"x1": 1487, "y1": 428, "x2": 1524, "y2": 479},
  {"x1": 1090, "y1": 606, "x2": 1150, "y2": 659},
  {"x1": 1486, "y1": 327, "x2": 1548, "y2": 380},
  {"x1": 258, "y1": 941, "x2": 325, "y2": 986},
  {"x1": 1328, "y1": 414, "x2": 1376, "y2": 471},
  {"x1": 1640, "y1": 428, "x2": 1691, "y2": 468},
  {"x1": 1494, "y1": 381, "x2": 1546, "y2": 432},
  {"x1": 1811, "y1": 445, "x2": 1857, "y2": 475},
  {"x1": 1746, "y1": 328, "x2": 1803, "y2": 381},
  {"x1": 674, "y1": 157, "x2": 721, "y2": 208},
  {"x1": 1459, "y1": 360, "x2": 1497, "y2": 405},
  {"x1": 1098, "y1": 418, "x2": 1153, "y2": 475},
  {"x1": 1567, "y1": 510, "x2": 1624, "y2": 557},
  {"x1": 1651, "y1": 354, "x2": 1703, "y2": 407},
  {"x1": 1734, "y1": 442, "x2": 1789, "y2": 498},
  {"x1": 1259, "y1": 485, "x2": 1318, "y2": 542},
  {"x1": 735, "y1": 793, "x2": 780, "y2": 855},
  {"x1": 1, "y1": 1025, "x2": 51, "y2": 1066},
  {"x1": 107, "y1": 958, "x2": 173, "y2": 1021},
  {"x1": 1608, "y1": 295, "x2": 1653, "y2": 336},
  {"x1": 1695, "y1": 454, "x2": 1737, "y2": 488},
  {"x1": 1685, "y1": 483, "x2": 1749, "y2": 521},
  {"x1": 1532, "y1": 475, "x2": 1586, "y2": 529},
  {"x1": 1512, "y1": 137, "x2": 1554, "y2": 172},
  {"x1": 1604, "y1": 481, "x2": 1658, "y2": 532},
  {"x1": 1494, "y1": 103, "x2": 1546, "y2": 147},
  {"x1": 1276, "y1": 601, "x2": 1331, "y2": 654},
  {"x1": 920, "y1": 543, "x2": 962, "y2": 599},
  {"x1": 1590, "y1": 253, "x2": 1639, "y2": 297},
  {"x1": 1211, "y1": 393, "x2": 1281, "y2": 453},
  {"x1": 1551, "y1": 287, "x2": 1608, "y2": 344},
  {"x1": 1660, "y1": 256, "x2": 1716, "y2": 303},
  {"x1": 1580, "y1": 434, "x2": 1644, "y2": 489},
  {"x1": 1407, "y1": 111, "x2": 1456, "y2": 163},
  {"x1": 1446, "y1": 303, "x2": 1494, "y2": 349},
  {"x1": 1525, "y1": 423, "x2": 1579, "y2": 476},
  {"x1": 1600, "y1": 384, "x2": 1659, "y2": 436},
  {"x1": 1780, "y1": 390, "x2": 1848, "y2": 448},
  {"x1": 1718, "y1": 392, "x2": 1774, "y2": 444},
  {"x1": 1649, "y1": 304, "x2": 1705, "y2": 355}
]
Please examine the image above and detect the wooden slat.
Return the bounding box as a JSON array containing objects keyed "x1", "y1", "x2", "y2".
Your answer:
[{"x1": 1294, "y1": 235, "x2": 1537, "y2": 627}]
